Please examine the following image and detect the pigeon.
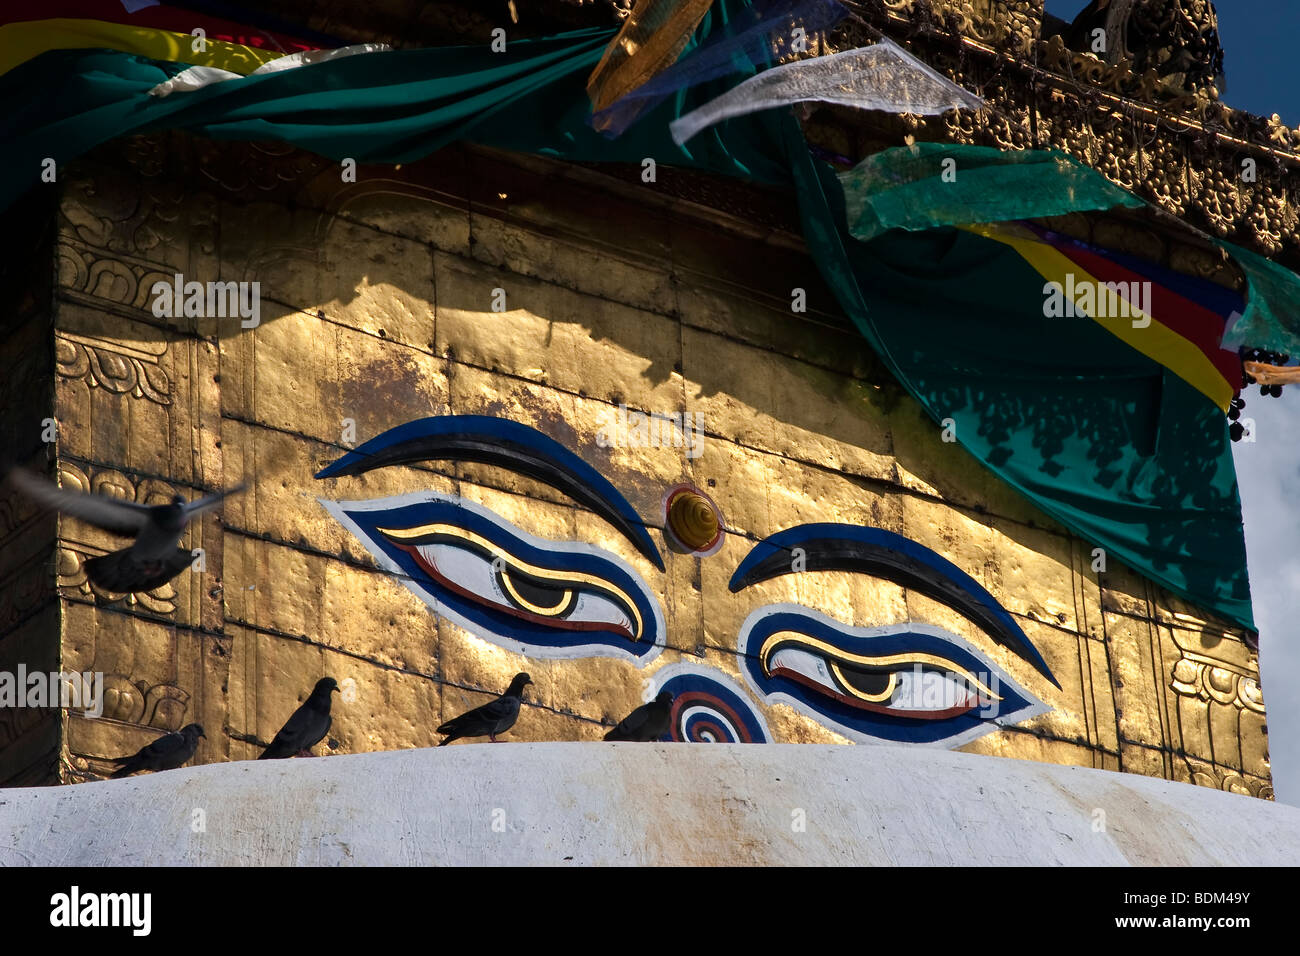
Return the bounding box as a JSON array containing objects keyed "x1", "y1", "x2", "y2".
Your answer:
[
  {"x1": 8, "y1": 467, "x2": 244, "y2": 593},
  {"x1": 110, "y1": 723, "x2": 205, "y2": 777},
  {"x1": 437, "y1": 672, "x2": 531, "y2": 745},
  {"x1": 604, "y1": 691, "x2": 674, "y2": 742},
  {"x1": 258, "y1": 677, "x2": 339, "y2": 759}
]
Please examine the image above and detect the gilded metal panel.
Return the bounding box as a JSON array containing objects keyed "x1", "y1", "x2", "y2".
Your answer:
[
  {"x1": 3, "y1": 136, "x2": 1264, "y2": 795},
  {"x1": 680, "y1": 324, "x2": 897, "y2": 485},
  {"x1": 435, "y1": 252, "x2": 683, "y2": 414}
]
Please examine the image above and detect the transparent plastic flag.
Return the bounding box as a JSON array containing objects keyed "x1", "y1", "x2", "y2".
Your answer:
[
  {"x1": 669, "y1": 38, "x2": 984, "y2": 146},
  {"x1": 586, "y1": 0, "x2": 715, "y2": 118},
  {"x1": 592, "y1": 0, "x2": 849, "y2": 138}
]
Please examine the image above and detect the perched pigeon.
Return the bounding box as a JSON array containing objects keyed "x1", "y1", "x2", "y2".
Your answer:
[
  {"x1": 604, "y1": 691, "x2": 674, "y2": 742},
  {"x1": 8, "y1": 468, "x2": 244, "y2": 593},
  {"x1": 437, "y1": 673, "x2": 532, "y2": 745},
  {"x1": 110, "y1": 723, "x2": 205, "y2": 777},
  {"x1": 259, "y1": 677, "x2": 339, "y2": 759}
]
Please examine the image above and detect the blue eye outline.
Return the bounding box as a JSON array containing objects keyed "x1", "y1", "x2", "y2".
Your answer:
[
  {"x1": 737, "y1": 604, "x2": 1050, "y2": 747},
  {"x1": 730, "y1": 522, "x2": 1058, "y2": 687},
  {"x1": 319, "y1": 491, "x2": 666, "y2": 666}
]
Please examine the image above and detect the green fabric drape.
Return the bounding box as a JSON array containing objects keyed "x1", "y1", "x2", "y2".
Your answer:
[
  {"x1": 0, "y1": 13, "x2": 1255, "y2": 630},
  {"x1": 837, "y1": 142, "x2": 1146, "y2": 241}
]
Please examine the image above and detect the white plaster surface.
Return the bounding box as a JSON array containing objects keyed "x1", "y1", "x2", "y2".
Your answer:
[{"x1": 0, "y1": 743, "x2": 1295, "y2": 865}]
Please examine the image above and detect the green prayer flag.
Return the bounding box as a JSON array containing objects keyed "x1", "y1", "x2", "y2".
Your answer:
[{"x1": 837, "y1": 142, "x2": 1145, "y2": 242}]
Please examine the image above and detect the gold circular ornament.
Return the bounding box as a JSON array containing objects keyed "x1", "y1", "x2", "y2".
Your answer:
[{"x1": 662, "y1": 484, "x2": 724, "y2": 556}]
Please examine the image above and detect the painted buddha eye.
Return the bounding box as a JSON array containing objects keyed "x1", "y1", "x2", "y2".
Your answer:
[
  {"x1": 729, "y1": 523, "x2": 1054, "y2": 746},
  {"x1": 318, "y1": 492, "x2": 665, "y2": 666},
  {"x1": 760, "y1": 630, "x2": 1002, "y2": 719},
  {"x1": 377, "y1": 522, "x2": 643, "y2": 641},
  {"x1": 738, "y1": 605, "x2": 1048, "y2": 747}
]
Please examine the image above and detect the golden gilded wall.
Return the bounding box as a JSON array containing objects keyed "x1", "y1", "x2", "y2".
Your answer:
[{"x1": 0, "y1": 133, "x2": 1269, "y2": 798}]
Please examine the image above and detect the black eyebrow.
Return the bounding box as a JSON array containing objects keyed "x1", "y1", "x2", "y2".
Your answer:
[
  {"x1": 730, "y1": 523, "x2": 1058, "y2": 687},
  {"x1": 314, "y1": 415, "x2": 664, "y2": 571}
]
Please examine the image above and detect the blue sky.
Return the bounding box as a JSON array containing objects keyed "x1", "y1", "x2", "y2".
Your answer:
[{"x1": 1046, "y1": 1, "x2": 1299, "y2": 804}]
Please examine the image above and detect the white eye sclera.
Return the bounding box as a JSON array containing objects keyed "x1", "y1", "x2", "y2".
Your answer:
[{"x1": 413, "y1": 541, "x2": 636, "y2": 636}]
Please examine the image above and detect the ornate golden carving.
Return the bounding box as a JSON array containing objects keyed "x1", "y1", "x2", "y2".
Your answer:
[
  {"x1": 55, "y1": 333, "x2": 171, "y2": 405},
  {"x1": 57, "y1": 241, "x2": 179, "y2": 314},
  {"x1": 97, "y1": 675, "x2": 191, "y2": 729},
  {"x1": 1189, "y1": 767, "x2": 1273, "y2": 801},
  {"x1": 1171, "y1": 656, "x2": 1265, "y2": 713},
  {"x1": 811, "y1": 1, "x2": 1300, "y2": 261}
]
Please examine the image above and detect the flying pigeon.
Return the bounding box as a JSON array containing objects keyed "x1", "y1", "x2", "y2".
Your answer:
[
  {"x1": 110, "y1": 723, "x2": 205, "y2": 778},
  {"x1": 8, "y1": 467, "x2": 244, "y2": 593},
  {"x1": 259, "y1": 677, "x2": 340, "y2": 759},
  {"x1": 604, "y1": 691, "x2": 674, "y2": 742},
  {"x1": 437, "y1": 672, "x2": 532, "y2": 745}
]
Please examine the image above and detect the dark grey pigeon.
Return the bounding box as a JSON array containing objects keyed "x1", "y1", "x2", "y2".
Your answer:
[
  {"x1": 111, "y1": 723, "x2": 205, "y2": 778},
  {"x1": 604, "y1": 691, "x2": 674, "y2": 742},
  {"x1": 8, "y1": 468, "x2": 244, "y2": 593},
  {"x1": 259, "y1": 677, "x2": 339, "y2": 759},
  {"x1": 437, "y1": 672, "x2": 531, "y2": 745}
]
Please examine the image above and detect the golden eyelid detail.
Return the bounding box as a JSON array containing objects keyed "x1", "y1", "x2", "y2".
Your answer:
[
  {"x1": 378, "y1": 522, "x2": 643, "y2": 639},
  {"x1": 828, "y1": 663, "x2": 897, "y2": 703},
  {"x1": 498, "y1": 567, "x2": 577, "y2": 617},
  {"x1": 759, "y1": 632, "x2": 1004, "y2": 702}
]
